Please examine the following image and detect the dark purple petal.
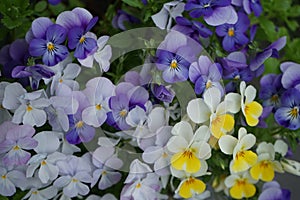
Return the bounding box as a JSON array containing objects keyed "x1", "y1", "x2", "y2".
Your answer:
[
  {"x1": 29, "y1": 39, "x2": 46, "y2": 57},
  {"x1": 266, "y1": 36, "x2": 287, "y2": 51},
  {"x1": 129, "y1": 86, "x2": 149, "y2": 107},
  {"x1": 249, "y1": 49, "x2": 272, "y2": 71},
  {"x1": 280, "y1": 89, "x2": 300, "y2": 107},
  {"x1": 250, "y1": 25, "x2": 257, "y2": 41},
  {"x1": 46, "y1": 24, "x2": 67, "y2": 44},
  {"x1": 74, "y1": 37, "x2": 97, "y2": 59},
  {"x1": 222, "y1": 36, "x2": 235, "y2": 51},
  {"x1": 281, "y1": 189, "x2": 291, "y2": 200},
  {"x1": 31, "y1": 65, "x2": 55, "y2": 79},
  {"x1": 42, "y1": 45, "x2": 69, "y2": 66},
  {"x1": 151, "y1": 84, "x2": 175, "y2": 103},
  {"x1": 213, "y1": 0, "x2": 231, "y2": 7},
  {"x1": 48, "y1": 0, "x2": 61, "y2": 5},
  {"x1": 250, "y1": 0, "x2": 263, "y2": 17},
  {"x1": 0, "y1": 45, "x2": 11, "y2": 66},
  {"x1": 11, "y1": 66, "x2": 31, "y2": 78},
  {"x1": 72, "y1": 7, "x2": 93, "y2": 28},
  {"x1": 235, "y1": 12, "x2": 250, "y2": 32},
  {"x1": 194, "y1": 76, "x2": 207, "y2": 95},
  {"x1": 31, "y1": 17, "x2": 53, "y2": 39},
  {"x1": 85, "y1": 17, "x2": 98, "y2": 32},
  {"x1": 176, "y1": 16, "x2": 192, "y2": 26},
  {"x1": 66, "y1": 128, "x2": 81, "y2": 144},
  {"x1": 192, "y1": 21, "x2": 212, "y2": 37},
  {"x1": 235, "y1": 33, "x2": 249, "y2": 46},
  {"x1": 9, "y1": 39, "x2": 28, "y2": 62},
  {"x1": 216, "y1": 25, "x2": 228, "y2": 37},
  {"x1": 68, "y1": 27, "x2": 85, "y2": 49}
]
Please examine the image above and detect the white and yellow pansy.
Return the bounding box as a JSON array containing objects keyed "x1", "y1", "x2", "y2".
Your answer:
[
  {"x1": 225, "y1": 81, "x2": 263, "y2": 126},
  {"x1": 167, "y1": 121, "x2": 211, "y2": 174},
  {"x1": 219, "y1": 127, "x2": 257, "y2": 173},
  {"x1": 250, "y1": 142, "x2": 283, "y2": 182},
  {"x1": 171, "y1": 165, "x2": 209, "y2": 199},
  {"x1": 187, "y1": 88, "x2": 235, "y2": 139},
  {"x1": 224, "y1": 171, "x2": 257, "y2": 199}
]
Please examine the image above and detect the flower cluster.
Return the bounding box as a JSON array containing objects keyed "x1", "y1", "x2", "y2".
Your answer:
[{"x1": 0, "y1": 0, "x2": 300, "y2": 199}]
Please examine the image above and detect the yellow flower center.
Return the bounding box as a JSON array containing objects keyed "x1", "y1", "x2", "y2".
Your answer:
[
  {"x1": 59, "y1": 78, "x2": 63, "y2": 83},
  {"x1": 1, "y1": 175, "x2": 6, "y2": 179},
  {"x1": 27, "y1": 105, "x2": 33, "y2": 112},
  {"x1": 79, "y1": 36, "x2": 85, "y2": 44},
  {"x1": 271, "y1": 94, "x2": 279, "y2": 103},
  {"x1": 13, "y1": 145, "x2": 20, "y2": 151},
  {"x1": 289, "y1": 107, "x2": 299, "y2": 119},
  {"x1": 119, "y1": 109, "x2": 128, "y2": 117},
  {"x1": 136, "y1": 183, "x2": 141, "y2": 188},
  {"x1": 41, "y1": 160, "x2": 47, "y2": 166},
  {"x1": 228, "y1": 28, "x2": 235, "y2": 37},
  {"x1": 102, "y1": 171, "x2": 107, "y2": 175},
  {"x1": 95, "y1": 104, "x2": 102, "y2": 110},
  {"x1": 32, "y1": 191, "x2": 38, "y2": 195},
  {"x1": 76, "y1": 121, "x2": 84, "y2": 128},
  {"x1": 170, "y1": 59, "x2": 178, "y2": 69},
  {"x1": 206, "y1": 80, "x2": 212, "y2": 89},
  {"x1": 47, "y1": 42, "x2": 55, "y2": 51},
  {"x1": 72, "y1": 178, "x2": 78, "y2": 182},
  {"x1": 162, "y1": 152, "x2": 168, "y2": 158}
]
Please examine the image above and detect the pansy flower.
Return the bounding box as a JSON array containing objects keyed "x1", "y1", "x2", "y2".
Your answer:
[
  {"x1": 243, "y1": 0, "x2": 263, "y2": 17},
  {"x1": 274, "y1": 88, "x2": 300, "y2": 130},
  {"x1": 29, "y1": 24, "x2": 69, "y2": 66},
  {"x1": 280, "y1": 61, "x2": 300, "y2": 91},
  {"x1": 258, "y1": 181, "x2": 291, "y2": 200},
  {"x1": 219, "y1": 127, "x2": 257, "y2": 173},
  {"x1": 216, "y1": 12, "x2": 250, "y2": 52},
  {"x1": 185, "y1": 0, "x2": 238, "y2": 26},
  {"x1": 56, "y1": 7, "x2": 99, "y2": 59}
]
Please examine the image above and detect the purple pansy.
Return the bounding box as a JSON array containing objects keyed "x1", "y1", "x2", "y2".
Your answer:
[
  {"x1": 185, "y1": 0, "x2": 238, "y2": 26},
  {"x1": 107, "y1": 82, "x2": 149, "y2": 130},
  {"x1": 259, "y1": 74, "x2": 284, "y2": 110},
  {"x1": 280, "y1": 61, "x2": 300, "y2": 91},
  {"x1": 275, "y1": 88, "x2": 300, "y2": 130},
  {"x1": 250, "y1": 36, "x2": 286, "y2": 71},
  {"x1": 12, "y1": 64, "x2": 55, "y2": 90},
  {"x1": 0, "y1": 124, "x2": 37, "y2": 167},
  {"x1": 216, "y1": 12, "x2": 250, "y2": 52},
  {"x1": 243, "y1": 0, "x2": 263, "y2": 17},
  {"x1": 26, "y1": 17, "x2": 54, "y2": 43},
  {"x1": 56, "y1": 7, "x2": 98, "y2": 59},
  {"x1": 156, "y1": 31, "x2": 196, "y2": 83},
  {"x1": 189, "y1": 55, "x2": 224, "y2": 95},
  {"x1": 48, "y1": 0, "x2": 61, "y2": 5},
  {"x1": 258, "y1": 181, "x2": 290, "y2": 200},
  {"x1": 66, "y1": 91, "x2": 95, "y2": 144},
  {"x1": 29, "y1": 24, "x2": 69, "y2": 66},
  {"x1": 91, "y1": 147, "x2": 123, "y2": 190},
  {"x1": 151, "y1": 84, "x2": 175, "y2": 103},
  {"x1": 173, "y1": 16, "x2": 212, "y2": 41}
]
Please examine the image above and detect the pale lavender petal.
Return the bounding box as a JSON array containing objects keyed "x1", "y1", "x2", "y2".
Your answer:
[
  {"x1": 204, "y1": 6, "x2": 237, "y2": 26},
  {"x1": 56, "y1": 11, "x2": 81, "y2": 30},
  {"x1": 98, "y1": 172, "x2": 121, "y2": 189},
  {"x1": 3, "y1": 149, "x2": 31, "y2": 166},
  {"x1": 0, "y1": 177, "x2": 16, "y2": 196},
  {"x1": 93, "y1": 147, "x2": 115, "y2": 167},
  {"x1": 31, "y1": 17, "x2": 53, "y2": 39},
  {"x1": 17, "y1": 138, "x2": 38, "y2": 150},
  {"x1": 6, "y1": 124, "x2": 35, "y2": 140},
  {"x1": 2, "y1": 83, "x2": 26, "y2": 110},
  {"x1": 54, "y1": 176, "x2": 71, "y2": 188},
  {"x1": 72, "y1": 7, "x2": 93, "y2": 28}
]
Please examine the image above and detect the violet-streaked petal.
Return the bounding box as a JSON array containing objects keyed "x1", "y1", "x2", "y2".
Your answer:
[
  {"x1": 86, "y1": 17, "x2": 98, "y2": 32},
  {"x1": 29, "y1": 39, "x2": 46, "y2": 57},
  {"x1": 266, "y1": 36, "x2": 287, "y2": 51},
  {"x1": 9, "y1": 39, "x2": 28, "y2": 61},
  {"x1": 222, "y1": 36, "x2": 235, "y2": 52},
  {"x1": 72, "y1": 7, "x2": 93, "y2": 28},
  {"x1": 31, "y1": 17, "x2": 53, "y2": 39},
  {"x1": 250, "y1": 49, "x2": 273, "y2": 71},
  {"x1": 17, "y1": 138, "x2": 38, "y2": 150},
  {"x1": 11, "y1": 66, "x2": 31, "y2": 78},
  {"x1": 56, "y1": 11, "x2": 81, "y2": 30},
  {"x1": 46, "y1": 24, "x2": 67, "y2": 44}
]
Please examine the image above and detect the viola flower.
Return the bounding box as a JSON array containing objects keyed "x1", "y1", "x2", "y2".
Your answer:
[
  {"x1": 0, "y1": 82, "x2": 12, "y2": 124},
  {"x1": 26, "y1": 17, "x2": 54, "y2": 43},
  {"x1": 189, "y1": 55, "x2": 224, "y2": 95},
  {"x1": 0, "y1": 124, "x2": 38, "y2": 167},
  {"x1": 22, "y1": 185, "x2": 58, "y2": 200},
  {"x1": 151, "y1": 1, "x2": 185, "y2": 30},
  {"x1": 12, "y1": 64, "x2": 55, "y2": 90},
  {"x1": 185, "y1": 0, "x2": 238, "y2": 26},
  {"x1": 54, "y1": 155, "x2": 92, "y2": 198},
  {"x1": 224, "y1": 171, "x2": 257, "y2": 199},
  {"x1": 167, "y1": 121, "x2": 211, "y2": 173},
  {"x1": 82, "y1": 77, "x2": 115, "y2": 128},
  {"x1": 274, "y1": 88, "x2": 300, "y2": 130},
  {"x1": 29, "y1": 24, "x2": 69, "y2": 66},
  {"x1": 112, "y1": 10, "x2": 140, "y2": 30},
  {"x1": 0, "y1": 166, "x2": 26, "y2": 196},
  {"x1": 250, "y1": 142, "x2": 283, "y2": 182},
  {"x1": 156, "y1": 31, "x2": 197, "y2": 83},
  {"x1": 124, "y1": 159, "x2": 152, "y2": 184},
  {"x1": 243, "y1": 0, "x2": 263, "y2": 17},
  {"x1": 91, "y1": 146, "x2": 123, "y2": 190},
  {"x1": 174, "y1": 16, "x2": 212, "y2": 41},
  {"x1": 216, "y1": 12, "x2": 250, "y2": 52},
  {"x1": 259, "y1": 74, "x2": 284, "y2": 110},
  {"x1": 187, "y1": 88, "x2": 235, "y2": 139},
  {"x1": 219, "y1": 127, "x2": 257, "y2": 173},
  {"x1": 280, "y1": 61, "x2": 300, "y2": 91},
  {"x1": 258, "y1": 181, "x2": 291, "y2": 200},
  {"x1": 56, "y1": 7, "x2": 99, "y2": 59},
  {"x1": 151, "y1": 84, "x2": 175, "y2": 103},
  {"x1": 48, "y1": 0, "x2": 61, "y2": 5}
]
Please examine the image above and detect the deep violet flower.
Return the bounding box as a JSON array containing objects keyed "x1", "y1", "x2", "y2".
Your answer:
[
  {"x1": 48, "y1": 0, "x2": 61, "y2": 5},
  {"x1": 112, "y1": 10, "x2": 140, "y2": 31},
  {"x1": 275, "y1": 88, "x2": 300, "y2": 130},
  {"x1": 56, "y1": 7, "x2": 99, "y2": 59},
  {"x1": 280, "y1": 61, "x2": 300, "y2": 91},
  {"x1": 29, "y1": 24, "x2": 69, "y2": 66},
  {"x1": 216, "y1": 12, "x2": 250, "y2": 52},
  {"x1": 243, "y1": 0, "x2": 263, "y2": 17},
  {"x1": 185, "y1": 0, "x2": 238, "y2": 26}
]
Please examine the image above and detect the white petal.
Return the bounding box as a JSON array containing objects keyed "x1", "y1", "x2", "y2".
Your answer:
[
  {"x1": 142, "y1": 146, "x2": 163, "y2": 164},
  {"x1": 23, "y1": 108, "x2": 47, "y2": 127},
  {"x1": 82, "y1": 106, "x2": 101, "y2": 127},
  {"x1": 151, "y1": 8, "x2": 168, "y2": 30},
  {"x1": 194, "y1": 125, "x2": 211, "y2": 142},
  {"x1": 63, "y1": 63, "x2": 81, "y2": 79},
  {"x1": 282, "y1": 159, "x2": 300, "y2": 176},
  {"x1": 240, "y1": 134, "x2": 256, "y2": 150},
  {"x1": 33, "y1": 131, "x2": 60, "y2": 154},
  {"x1": 274, "y1": 140, "x2": 288, "y2": 157},
  {"x1": 187, "y1": 98, "x2": 211, "y2": 123},
  {"x1": 224, "y1": 93, "x2": 241, "y2": 114},
  {"x1": 245, "y1": 85, "x2": 257, "y2": 103},
  {"x1": 218, "y1": 135, "x2": 238, "y2": 155},
  {"x1": 171, "y1": 121, "x2": 194, "y2": 141},
  {"x1": 147, "y1": 107, "x2": 167, "y2": 132},
  {"x1": 224, "y1": 174, "x2": 239, "y2": 188},
  {"x1": 2, "y1": 83, "x2": 25, "y2": 110},
  {"x1": 238, "y1": 127, "x2": 247, "y2": 140},
  {"x1": 54, "y1": 176, "x2": 71, "y2": 188},
  {"x1": 239, "y1": 81, "x2": 246, "y2": 97},
  {"x1": 40, "y1": 186, "x2": 58, "y2": 199},
  {"x1": 204, "y1": 87, "x2": 221, "y2": 112}
]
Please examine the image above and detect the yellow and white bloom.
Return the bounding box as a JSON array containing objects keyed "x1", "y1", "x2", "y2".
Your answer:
[
  {"x1": 167, "y1": 121, "x2": 211, "y2": 173},
  {"x1": 172, "y1": 165, "x2": 209, "y2": 199},
  {"x1": 187, "y1": 88, "x2": 235, "y2": 139},
  {"x1": 224, "y1": 171, "x2": 257, "y2": 199},
  {"x1": 219, "y1": 127, "x2": 257, "y2": 173},
  {"x1": 250, "y1": 142, "x2": 283, "y2": 182},
  {"x1": 225, "y1": 81, "x2": 263, "y2": 126}
]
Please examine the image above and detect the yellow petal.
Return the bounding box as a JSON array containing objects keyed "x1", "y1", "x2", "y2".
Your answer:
[
  {"x1": 211, "y1": 114, "x2": 234, "y2": 139},
  {"x1": 250, "y1": 161, "x2": 275, "y2": 182},
  {"x1": 243, "y1": 182, "x2": 256, "y2": 198},
  {"x1": 230, "y1": 179, "x2": 256, "y2": 199},
  {"x1": 230, "y1": 184, "x2": 243, "y2": 199},
  {"x1": 179, "y1": 178, "x2": 206, "y2": 199},
  {"x1": 244, "y1": 101, "x2": 263, "y2": 126},
  {"x1": 171, "y1": 150, "x2": 201, "y2": 173},
  {"x1": 232, "y1": 151, "x2": 257, "y2": 172}
]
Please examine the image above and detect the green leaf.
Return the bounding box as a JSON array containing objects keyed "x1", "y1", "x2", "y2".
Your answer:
[
  {"x1": 258, "y1": 17, "x2": 278, "y2": 42},
  {"x1": 273, "y1": 0, "x2": 291, "y2": 11},
  {"x1": 285, "y1": 19, "x2": 299, "y2": 31},
  {"x1": 34, "y1": 1, "x2": 47, "y2": 12},
  {"x1": 263, "y1": 58, "x2": 280, "y2": 75},
  {"x1": 122, "y1": 0, "x2": 143, "y2": 9},
  {"x1": 1, "y1": 15, "x2": 22, "y2": 29},
  {"x1": 288, "y1": 5, "x2": 300, "y2": 17}
]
